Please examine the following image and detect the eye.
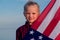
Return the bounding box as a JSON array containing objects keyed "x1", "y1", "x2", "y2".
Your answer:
[
  {"x1": 32, "y1": 13, "x2": 35, "y2": 14},
  {"x1": 26, "y1": 13, "x2": 30, "y2": 14}
]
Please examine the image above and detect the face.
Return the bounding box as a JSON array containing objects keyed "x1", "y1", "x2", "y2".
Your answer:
[{"x1": 24, "y1": 5, "x2": 40, "y2": 25}]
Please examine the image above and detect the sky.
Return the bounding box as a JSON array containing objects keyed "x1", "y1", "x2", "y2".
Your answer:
[{"x1": 0, "y1": 0, "x2": 50, "y2": 40}]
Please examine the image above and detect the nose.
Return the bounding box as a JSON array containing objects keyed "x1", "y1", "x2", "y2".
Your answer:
[{"x1": 29, "y1": 13, "x2": 33, "y2": 18}]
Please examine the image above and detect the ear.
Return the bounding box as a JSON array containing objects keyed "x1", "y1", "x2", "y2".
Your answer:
[{"x1": 23, "y1": 12, "x2": 26, "y2": 17}]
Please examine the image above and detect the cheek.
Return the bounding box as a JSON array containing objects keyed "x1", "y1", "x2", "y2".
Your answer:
[
  {"x1": 25, "y1": 15, "x2": 29, "y2": 19},
  {"x1": 34, "y1": 14, "x2": 39, "y2": 19}
]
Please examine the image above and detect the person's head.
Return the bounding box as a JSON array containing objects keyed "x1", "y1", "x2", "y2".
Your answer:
[{"x1": 24, "y1": 1, "x2": 40, "y2": 25}]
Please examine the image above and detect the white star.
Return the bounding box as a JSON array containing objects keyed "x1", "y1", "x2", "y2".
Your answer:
[
  {"x1": 39, "y1": 35, "x2": 43, "y2": 40},
  {"x1": 30, "y1": 38, "x2": 35, "y2": 40},
  {"x1": 30, "y1": 30, "x2": 34, "y2": 35}
]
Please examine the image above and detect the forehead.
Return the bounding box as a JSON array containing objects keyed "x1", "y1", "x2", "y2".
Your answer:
[{"x1": 26, "y1": 5, "x2": 39, "y2": 11}]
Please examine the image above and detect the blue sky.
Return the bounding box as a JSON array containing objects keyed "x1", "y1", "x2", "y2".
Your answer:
[{"x1": 0, "y1": 0, "x2": 50, "y2": 40}]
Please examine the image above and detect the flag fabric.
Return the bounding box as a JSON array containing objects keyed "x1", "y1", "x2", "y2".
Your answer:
[
  {"x1": 23, "y1": 28, "x2": 53, "y2": 40},
  {"x1": 31, "y1": 0, "x2": 60, "y2": 40}
]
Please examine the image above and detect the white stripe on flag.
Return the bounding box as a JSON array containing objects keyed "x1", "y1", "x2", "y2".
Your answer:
[
  {"x1": 49, "y1": 21, "x2": 60, "y2": 39},
  {"x1": 59, "y1": 0, "x2": 60, "y2": 6},
  {"x1": 37, "y1": 0, "x2": 59, "y2": 33}
]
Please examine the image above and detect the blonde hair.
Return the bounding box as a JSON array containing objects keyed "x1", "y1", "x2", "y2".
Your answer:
[{"x1": 24, "y1": 1, "x2": 39, "y2": 12}]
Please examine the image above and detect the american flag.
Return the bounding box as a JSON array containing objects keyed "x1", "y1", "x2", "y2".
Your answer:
[
  {"x1": 23, "y1": 28, "x2": 53, "y2": 40},
  {"x1": 31, "y1": 0, "x2": 60, "y2": 40},
  {"x1": 23, "y1": 0, "x2": 60, "y2": 40}
]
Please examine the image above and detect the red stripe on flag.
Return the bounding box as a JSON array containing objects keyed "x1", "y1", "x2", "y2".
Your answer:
[
  {"x1": 55, "y1": 34, "x2": 60, "y2": 40},
  {"x1": 55, "y1": 7, "x2": 60, "y2": 20},
  {"x1": 43, "y1": 7, "x2": 60, "y2": 37},
  {"x1": 31, "y1": 0, "x2": 56, "y2": 30}
]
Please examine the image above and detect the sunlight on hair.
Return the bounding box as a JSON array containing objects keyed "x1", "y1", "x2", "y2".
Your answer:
[{"x1": 27, "y1": 0, "x2": 34, "y2": 2}]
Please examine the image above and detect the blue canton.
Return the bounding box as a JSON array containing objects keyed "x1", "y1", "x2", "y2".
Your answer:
[{"x1": 23, "y1": 28, "x2": 53, "y2": 40}]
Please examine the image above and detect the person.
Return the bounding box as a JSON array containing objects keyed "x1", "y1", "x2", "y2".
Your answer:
[{"x1": 16, "y1": 1, "x2": 40, "y2": 40}]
